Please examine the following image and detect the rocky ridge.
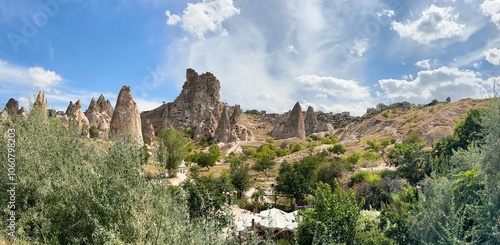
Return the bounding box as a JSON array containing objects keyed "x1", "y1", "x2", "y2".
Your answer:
[{"x1": 141, "y1": 68, "x2": 253, "y2": 143}]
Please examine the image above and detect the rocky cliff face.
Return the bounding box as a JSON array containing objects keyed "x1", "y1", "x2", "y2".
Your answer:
[
  {"x1": 141, "y1": 68, "x2": 253, "y2": 143},
  {"x1": 85, "y1": 95, "x2": 113, "y2": 139},
  {"x1": 111, "y1": 86, "x2": 143, "y2": 145},
  {"x1": 270, "y1": 102, "x2": 306, "y2": 140}
]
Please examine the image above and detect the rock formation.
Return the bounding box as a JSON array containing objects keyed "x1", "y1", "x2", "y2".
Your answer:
[
  {"x1": 142, "y1": 119, "x2": 155, "y2": 144},
  {"x1": 141, "y1": 68, "x2": 253, "y2": 143},
  {"x1": 34, "y1": 91, "x2": 47, "y2": 115},
  {"x1": 65, "y1": 99, "x2": 90, "y2": 137},
  {"x1": 270, "y1": 102, "x2": 306, "y2": 140},
  {"x1": 111, "y1": 86, "x2": 143, "y2": 145},
  {"x1": 304, "y1": 106, "x2": 319, "y2": 136},
  {"x1": 304, "y1": 106, "x2": 334, "y2": 136},
  {"x1": 3, "y1": 98, "x2": 24, "y2": 117},
  {"x1": 270, "y1": 103, "x2": 334, "y2": 140},
  {"x1": 85, "y1": 95, "x2": 113, "y2": 139}
]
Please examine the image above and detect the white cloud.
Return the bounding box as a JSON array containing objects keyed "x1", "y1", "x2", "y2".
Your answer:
[
  {"x1": 315, "y1": 93, "x2": 328, "y2": 99},
  {"x1": 414, "y1": 59, "x2": 438, "y2": 69},
  {"x1": 392, "y1": 5, "x2": 465, "y2": 44},
  {"x1": 379, "y1": 66, "x2": 489, "y2": 104},
  {"x1": 485, "y1": 48, "x2": 500, "y2": 65},
  {"x1": 350, "y1": 39, "x2": 369, "y2": 57},
  {"x1": 296, "y1": 75, "x2": 371, "y2": 100},
  {"x1": 0, "y1": 60, "x2": 62, "y2": 90},
  {"x1": 165, "y1": 0, "x2": 240, "y2": 38},
  {"x1": 481, "y1": 0, "x2": 500, "y2": 28}
]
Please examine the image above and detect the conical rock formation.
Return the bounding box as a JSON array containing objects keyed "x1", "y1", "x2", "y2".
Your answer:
[
  {"x1": 111, "y1": 86, "x2": 143, "y2": 145},
  {"x1": 270, "y1": 102, "x2": 306, "y2": 140}
]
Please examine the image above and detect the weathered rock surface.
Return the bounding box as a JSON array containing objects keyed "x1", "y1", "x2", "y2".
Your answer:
[
  {"x1": 142, "y1": 119, "x2": 155, "y2": 144},
  {"x1": 111, "y1": 86, "x2": 143, "y2": 145},
  {"x1": 270, "y1": 103, "x2": 334, "y2": 140},
  {"x1": 271, "y1": 102, "x2": 306, "y2": 140},
  {"x1": 65, "y1": 100, "x2": 90, "y2": 137},
  {"x1": 3, "y1": 98, "x2": 24, "y2": 117},
  {"x1": 85, "y1": 95, "x2": 113, "y2": 139},
  {"x1": 304, "y1": 106, "x2": 319, "y2": 136},
  {"x1": 34, "y1": 91, "x2": 47, "y2": 115},
  {"x1": 141, "y1": 68, "x2": 253, "y2": 143}
]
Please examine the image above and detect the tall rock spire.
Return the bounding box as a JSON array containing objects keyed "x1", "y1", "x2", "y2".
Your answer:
[{"x1": 111, "y1": 86, "x2": 143, "y2": 144}]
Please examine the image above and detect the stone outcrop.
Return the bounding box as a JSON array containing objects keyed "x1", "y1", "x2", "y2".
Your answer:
[
  {"x1": 304, "y1": 106, "x2": 319, "y2": 136},
  {"x1": 270, "y1": 103, "x2": 334, "y2": 140},
  {"x1": 65, "y1": 99, "x2": 90, "y2": 137},
  {"x1": 142, "y1": 119, "x2": 155, "y2": 144},
  {"x1": 3, "y1": 98, "x2": 24, "y2": 117},
  {"x1": 141, "y1": 68, "x2": 253, "y2": 143},
  {"x1": 34, "y1": 91, "x2": 47, "y2": 115},
  {"x1": 111, "y1": 86, "x2": 143, "y2": 145},
  {"x1": 270, "y1": 102, "x2": 306, "y2": 140},
  {"x1": 304, "y1": 106, "x2": 334, "y2": 136},
  {"x1": 85, "y1": 95, "x2": 113, "y2": 139}
]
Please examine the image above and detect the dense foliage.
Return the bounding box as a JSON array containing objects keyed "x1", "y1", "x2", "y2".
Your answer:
[{"x1": 0, "y1": 107, "x2": 239, "y2": 244}]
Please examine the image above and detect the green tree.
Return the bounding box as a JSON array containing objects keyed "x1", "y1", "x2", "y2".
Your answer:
[
  {"x1": 290, "y1": 142, "x2": 305, "y2": 153},
  {"x1": 251, "y1": 157, "x2": 276, "y2": 179},
  {"x1": 388, "y1": 135, "x2": 432, "y2": 185},
  {"x1": 157, "y1": 128, "x2": 190, "y2": 177},
  {"x1": 328, "y1": 143, "x2": 346, "y2": 157},
  {"x1": 229, "y1": 157, "x2": 252, "y2": 199},
  {"x1": 296, "y1": 181, "x2": 363, "y2": 245},
  {"x1": 0, "y1": 105, "x2": 239, "y2": 244},
  {"x1": 315, "y1": 158, "x2": 350, "y2": 191},
  {"x1": 454, "y1": 108, "x2": 484, "y2": 149},
  {"x1": 379, "y1": 187, "x2": 419, "y2": 244},
  {"x1": 192, "y1": 145, "x2": 220, "y2": 170},
  {"x1": 276, "y1": 154, "x2": 323, "y2": 206},
  {"x1": 347, "y1": 152, "x2": 362, "y2": 165},
  {"x1": 182, "y1": 172, "x2": 233, "y2": 226},
  {"x1": 366, "y1": 138, "x2": 392, "y2": 164},
  {"x1": 251, "y1": 187, "x2": 265, "y2": 213}
]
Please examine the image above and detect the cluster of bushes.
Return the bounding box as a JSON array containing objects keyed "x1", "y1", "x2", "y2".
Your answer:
[{"x1": 0, "y1": 108, "x2": 241, "y2": 244}]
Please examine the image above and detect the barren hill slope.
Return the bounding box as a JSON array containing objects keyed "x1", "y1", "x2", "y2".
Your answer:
[{"x1": 342, "y1": 98, "x2": 487, "y2": 147}]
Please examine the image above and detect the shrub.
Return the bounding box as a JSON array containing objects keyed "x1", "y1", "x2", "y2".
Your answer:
[
  {"x1": 363, "y1": 151, "x2": 380, "y2": 161},
  {"x1": 290, "y1": 142, "x2": 305, "y2": 153}
]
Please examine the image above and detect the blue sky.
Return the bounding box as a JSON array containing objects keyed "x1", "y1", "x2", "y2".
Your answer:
[{"x1": 0, "y1": 0, "x2": 499, "y2": 116}]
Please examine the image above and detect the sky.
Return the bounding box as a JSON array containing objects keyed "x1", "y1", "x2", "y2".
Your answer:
[{"x1": 0, "y1": 0, "x2": 499, "y2": 116}]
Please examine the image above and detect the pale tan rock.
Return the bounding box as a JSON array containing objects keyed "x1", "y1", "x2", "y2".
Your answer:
[
  {"x1": 34, "y1": 91, "x2": 48, "y2": 116},
  {"x1": 271, "y1": 102, "x2": 306, "y2": 140},
  {"x1": 65, "y1": 99, "x2": 90, "y2": 137},
  {"x1": 111, "y1": 86, "x2": 143, "y2": 145},
  {"x1": 141, "y1": 68, "x2": 253, "y2": 143},
  {"x1": 85, "y1": 95, "x2": 112, "y2": 139}
]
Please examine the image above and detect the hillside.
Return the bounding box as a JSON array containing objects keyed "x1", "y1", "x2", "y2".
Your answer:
[{"x1": 337, "y1": 98, "x2": 486, "y2": 148}]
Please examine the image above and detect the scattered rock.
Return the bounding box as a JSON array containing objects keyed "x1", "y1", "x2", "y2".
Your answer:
[{"x1": 111, "y1": 86, "x2": 143, "y2": 145}]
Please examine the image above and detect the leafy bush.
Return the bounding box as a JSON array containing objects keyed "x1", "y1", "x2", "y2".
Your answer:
[
  {"x1": 290, "y1": 142, "x2": 305, "y2": 153},
  {"x1": 0, "y1": 106, "x2": 239, "y2": 244},
  {"x1": 363, "y1": 151, "x2": 380, "y2": 161}
]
